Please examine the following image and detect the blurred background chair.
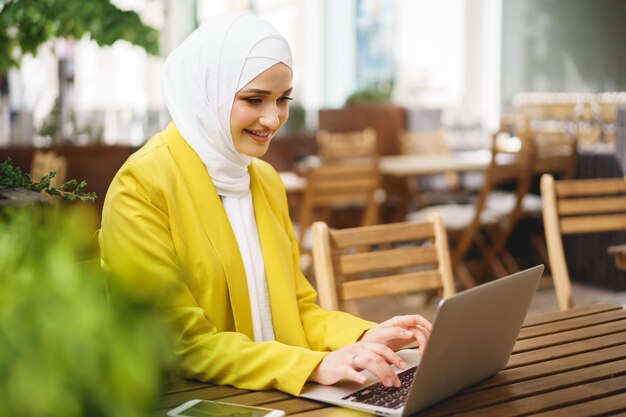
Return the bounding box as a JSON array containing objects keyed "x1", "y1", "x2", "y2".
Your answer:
[
  {"x1": 541, "y1": 174, "x2": 626, "y2": 310},
  {"x1": 311, "y1": 212, "x2": 455, "y2": 316},
  {"x1": 408, "y1": 130, "x2": 536, "y2": 288},
  {"x1": 316, "y1": 128, "x2": 378, "y2": 162},
  {"x1": 397, "y1": 129, "x2": 462, "y2": 208},
  {"x1": 297, "y1": 160, "x2": 382, "y2": 254},
  {"x1": 30, "y1": 150, "x2": 67, "y2": 188},
  {"x1": 486, "y1": 127, "x2": 578, "y2": 271}
]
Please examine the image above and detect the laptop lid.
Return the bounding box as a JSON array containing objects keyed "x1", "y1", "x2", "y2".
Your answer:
[
  {"x1": 300, "y1": 265, "x2": 544, "y2": 416},
  {"x1": 403, "y1": 264, "x2": 544, "y2": 415}
]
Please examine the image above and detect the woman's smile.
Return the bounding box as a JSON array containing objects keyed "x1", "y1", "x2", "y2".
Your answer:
[{"x1": 244, "y1": 129, "x2": 272, "y2": 143}]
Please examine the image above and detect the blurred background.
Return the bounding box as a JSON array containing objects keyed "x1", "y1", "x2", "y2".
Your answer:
[{"x1": 2, "y1": 0, "x2": 626, "y2": 148}]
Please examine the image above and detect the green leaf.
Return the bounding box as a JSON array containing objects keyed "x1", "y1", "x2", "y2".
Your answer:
[{"x1": 0, "y1": 0, "x2": 159, "y2": 73}]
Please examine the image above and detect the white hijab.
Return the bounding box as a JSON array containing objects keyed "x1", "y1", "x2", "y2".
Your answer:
[
  {"x1": 162, "y1": 14, "x2": 292, "y2": 342},
  {"x1": 162, "y1": 13, "x2": 293, "y2": 198}
]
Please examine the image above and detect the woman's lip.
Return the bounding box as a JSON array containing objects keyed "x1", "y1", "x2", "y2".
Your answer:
[{"x1": 245, "y1": 130, "x2": 272, "y2": 143}]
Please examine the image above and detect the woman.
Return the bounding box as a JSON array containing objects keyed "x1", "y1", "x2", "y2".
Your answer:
[{"x1": 99, "y1": 13, "x2": 431, "y2": 396}]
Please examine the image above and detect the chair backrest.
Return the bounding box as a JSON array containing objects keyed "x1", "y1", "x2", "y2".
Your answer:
[
  {"x1": 311, "y1": 212, "x2": 455, "y2": 311},
  {"x1": 398, "y1": 129, "x2": 460, "y2": 195},
  {"x1": 297, "y1": 160, "x2": 381, "y2": 251},
  {"x1": 532, "y1": 130, "x2": 578, "y2": 180},
  {"x1": 31, "y1": 150, "x2": 67, "y2": 188},
  {"x1": 316, "y1": 128, "x2": 378, "y2": 162},
  {"x1": 541, "y1": 174, "x2": 626, "y2": 310},
  {"x1": 398, "y1": 130, "x2": 449, "y2": 155}
]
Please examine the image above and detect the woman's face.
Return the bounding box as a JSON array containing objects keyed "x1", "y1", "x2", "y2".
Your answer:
[{"x1": 230, "y1": 62, "x2": 293, "y2": 158}]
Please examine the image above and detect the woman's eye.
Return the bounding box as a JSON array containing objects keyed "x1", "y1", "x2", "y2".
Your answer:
[
  {"x1": 278, "y1": 96, "x2": 294, "y2": 103},
  {"x1": 245, "y1": 98, "x2": 262, "y2": 105}
]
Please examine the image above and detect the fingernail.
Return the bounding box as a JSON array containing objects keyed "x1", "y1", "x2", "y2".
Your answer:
[
  {"x1": 385, "y1": 378, "x2": 392, "y2": 387},
  {"x1": 395, "y1": 379, "x2": 401, "y2": 388},
  {"x1": 399, "y1": 360, "x2": 406, "y2": 368},
  {"x1": 403, "y1": 330, "x2": 412, "y2": 337}
]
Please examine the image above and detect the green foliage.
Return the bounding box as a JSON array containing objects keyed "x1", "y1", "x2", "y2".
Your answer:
[
  {"x1": 0, "y1": 157, "x2": 97, "y2": 202},
  {"x1": 345, "y1": 80, "x2": 394, "y2": 106},
  {"x1": 0, "y1": 206, "x2": 172, "y2": 417},
  {"x1": 0, "y1": 0, "x2": 159, "y2": 73}
]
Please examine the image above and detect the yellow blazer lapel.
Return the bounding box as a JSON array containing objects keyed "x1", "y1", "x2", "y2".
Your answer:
[
  {"x1": 165, "y1": 122, "x2": 254, "y2": 338},
  {"x1": 250, "y1": 163, "x2": 309, "y2": 347}
]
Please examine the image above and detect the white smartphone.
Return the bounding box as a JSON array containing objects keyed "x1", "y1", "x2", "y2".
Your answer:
[{"x1": 167, "y1": 399, "x2": 286, "y2": 417}]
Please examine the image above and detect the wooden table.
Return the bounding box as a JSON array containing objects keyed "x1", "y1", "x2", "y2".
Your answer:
[
  {"x1": 156, "y1": 303, "x2": 626, "y2": 417},
  {"x1": 378, "y1": 150, "x2": 493, "y2": 221},
  {"x1": 379, "y1": 150, "x2": 492, "y2": 177}
]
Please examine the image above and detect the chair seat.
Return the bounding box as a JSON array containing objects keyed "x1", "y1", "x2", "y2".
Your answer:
[
  {"x1": 485, "y1": 191, "x2": 543, "y2": 216},
  {"x1": 407, "y1": 203, "x2": 504, "y2": 231}
]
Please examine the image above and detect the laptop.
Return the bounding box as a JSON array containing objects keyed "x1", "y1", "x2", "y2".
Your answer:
[{"x1": 300, "y1": 265, "x2": 544, "y2": 416}]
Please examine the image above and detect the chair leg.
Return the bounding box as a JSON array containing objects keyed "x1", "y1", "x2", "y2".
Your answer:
[
  {"x1": 473, "y1": 232, "x2": 509, "y2": 279},
  {"x1": 531, "y1": 232, "x2": 551, "y2": 267},
  {"x1": 454, "y1": 261, "x2": 477, "y2": 289}
]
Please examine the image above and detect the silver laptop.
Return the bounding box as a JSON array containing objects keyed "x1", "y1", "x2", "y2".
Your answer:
[{"x1": 300, "y1": 265, "x2": 544, "y2": 416}]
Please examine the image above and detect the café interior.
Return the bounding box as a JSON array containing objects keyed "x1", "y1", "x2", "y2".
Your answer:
[{"x1": 1, "y1": 1, "x2": 625, "y2": 416}]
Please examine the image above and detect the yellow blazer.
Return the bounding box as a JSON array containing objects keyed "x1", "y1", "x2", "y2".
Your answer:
[{"x1": 99, "y1": 122, "x2": 375, "y2": 395}]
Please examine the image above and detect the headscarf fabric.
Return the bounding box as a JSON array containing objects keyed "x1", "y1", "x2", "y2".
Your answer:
[{"x1": 162, "y1": 13, "x2": 293, "y2": 197}]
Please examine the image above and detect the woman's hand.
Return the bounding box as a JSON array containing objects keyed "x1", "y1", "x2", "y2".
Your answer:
[
  {"x1": 360, "y1": 315, "x2": 433, "y2": 355},
  {"x1": 309, "y1": 342, "x2": 407, "y2": 387}
]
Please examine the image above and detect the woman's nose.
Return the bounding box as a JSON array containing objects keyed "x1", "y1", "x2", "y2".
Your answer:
[{"x1": 260, "y1": 106, "x2": 280, "y2": 130}]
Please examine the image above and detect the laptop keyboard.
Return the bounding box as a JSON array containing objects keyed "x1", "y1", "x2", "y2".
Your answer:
[{"x1": 341, "y1": 366, "x2": 417, "y2": 410}]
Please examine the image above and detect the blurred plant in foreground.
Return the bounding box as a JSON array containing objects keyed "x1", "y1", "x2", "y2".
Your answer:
[{"x1": 0, "y1": 206, "x2": 172, "y2": 417}]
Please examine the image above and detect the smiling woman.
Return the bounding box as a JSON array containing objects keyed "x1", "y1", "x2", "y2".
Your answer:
[
  {"x1": 98, "y1": 12, "x2": 433, "y2": 398},
  {"x1": 231, "y1": 63, "x2": 293, "y2": 158}
]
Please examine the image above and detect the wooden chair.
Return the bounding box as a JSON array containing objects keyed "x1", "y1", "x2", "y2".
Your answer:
[
  {"x1": 487, "y1": 126, "x2": 578, "y2": 271},
  {"x1": 30, "y1": 150, "x2": 67, "y2": 188},
  {"x1": 297, "y1": 160, "x2": 382, "y2": 253},
  {"x1": 408, "y1": 130, "x2": 536, "y2": 288},
  {"x1": 311, "y1": 212, "x2": 455, "y2": 311},
  {"x1": 397, "y1": 130, "x2": 460, "y2": 208},
  {"x1": 316, "y1": 128, "x2": 378, "y2": 162},
  {"x1": 541, "y1": 174, "x2": 626, "y2": 310}
]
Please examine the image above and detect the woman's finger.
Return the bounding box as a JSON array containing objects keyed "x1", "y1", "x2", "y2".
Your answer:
[
  {"x1": 362, "y1": 342, "x2": 407, "y2": 369},
  {"x1": 354, "y1": 352, "x2": 400, "y2": 387},
  {"x1": 344, "y1": 365, "x2": 367, "y2": 384},
  {"x1": 382, "y1": 315, "x2": 433, "y2": 332}
]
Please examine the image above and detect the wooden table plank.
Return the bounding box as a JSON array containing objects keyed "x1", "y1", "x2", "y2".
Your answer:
[
  {"x1": 419, "y1": 358, "x2": 626, "y2": 417},
  {"x1": 453, "y1": 374, "x2": 626, "y2": 417},
  {"x1": 531, "y1": 391, "x2": 626, "y2": 416},
  {"x1": 262, "y1": 398, "x2": 327, "y2": 415},
  {"x1": 513, "y1": 320, "x2": 626, "y2": 354},
  {"x1": 470, "y1": 344, "x2": 626, "y2": 391},
  {"x1": 507, "y1": 331, "x2": 626, "y2": 369},
  {"x1": 291, "y1": 406, "x2": 370, "y2": 417},
  {"x1": 518, "y1": 309, "x2": 626, "y2": 340},
  {"x1": 162, "y1": 378, "x2": 214, "y2": 394},
  {"x1": 522, "y1": 303, "x2": 622, "y2": 327}
]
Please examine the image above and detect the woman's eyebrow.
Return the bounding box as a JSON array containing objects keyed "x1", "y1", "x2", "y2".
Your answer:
[{"x1": 240, "y1": 87, "x2": 294, "y2": 95}]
